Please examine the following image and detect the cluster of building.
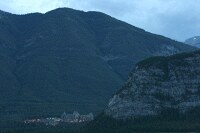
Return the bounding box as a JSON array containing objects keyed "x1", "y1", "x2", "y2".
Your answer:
[
  {"x1": 61, "y1": 111, "x2": 94, "y2": 123},
  {"x1": 24, "y1": 111, "x2": 94, "y2": 126}
]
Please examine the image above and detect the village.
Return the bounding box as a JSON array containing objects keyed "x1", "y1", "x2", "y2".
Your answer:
[{"x1": 24, "y1": 111, "x2": 94, "y2": 126}]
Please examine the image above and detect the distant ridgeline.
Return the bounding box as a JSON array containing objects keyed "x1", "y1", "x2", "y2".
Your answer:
[
  {"x1": 185, "y1": 36, "x2": 200, "y2": 48},
  {"x1": 25, "y1": 111, "x2": 94, "y2": 126}
]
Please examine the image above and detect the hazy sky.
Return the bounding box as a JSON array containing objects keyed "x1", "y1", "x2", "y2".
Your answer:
[{"x1": 0, "y1": 0, "x2": 199, "y2": 41}]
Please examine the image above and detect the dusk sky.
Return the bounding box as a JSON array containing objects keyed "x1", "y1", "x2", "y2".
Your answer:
[{"x1": 0, "y1": 0, "x2": 199, "y2": 41}]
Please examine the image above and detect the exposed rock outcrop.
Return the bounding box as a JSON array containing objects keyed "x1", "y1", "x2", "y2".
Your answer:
[{"x1": 105, "y1": 50, "x2": 200, "y2": 119}]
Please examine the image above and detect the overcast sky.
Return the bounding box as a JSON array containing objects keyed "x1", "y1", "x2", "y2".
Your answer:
[{"x1": 0, "y1": 0, "x2": 199, "y2": 41}]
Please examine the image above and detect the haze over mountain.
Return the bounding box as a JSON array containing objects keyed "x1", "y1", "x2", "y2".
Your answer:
[
  {"x1": 0, "y1": 8, "x2": 196, "y2": 120},
  {"x1": 185, "y1": 36, "x2": 200, "y2": 48}
]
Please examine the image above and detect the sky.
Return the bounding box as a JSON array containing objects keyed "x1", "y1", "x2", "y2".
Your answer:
[{"x1": 0, "y1": 0, "x2": 199, "y2": 41}]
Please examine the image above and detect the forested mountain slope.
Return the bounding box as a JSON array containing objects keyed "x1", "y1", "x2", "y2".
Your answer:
[{"x1": 0, "y1": 8, "x2": 196, "y2": 120}]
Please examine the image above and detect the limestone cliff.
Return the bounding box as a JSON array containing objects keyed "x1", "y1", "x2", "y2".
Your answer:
[{"x1": 105, "y1": 50, "x2": 200, "y2": 119}]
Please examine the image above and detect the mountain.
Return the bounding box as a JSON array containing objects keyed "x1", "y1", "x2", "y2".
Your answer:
[
  {"x1": 185, "y1": 36, "x2": 200, "y2": 48},
  {"x1": 83, "y1": 50, "x2": 200, "y2": 133},
  {"x1": 0, "y1": 8, "x2": 196, "y2": 121},
  {"x1": 105, "y1": 50, "x2": 200, "y2": 119}
]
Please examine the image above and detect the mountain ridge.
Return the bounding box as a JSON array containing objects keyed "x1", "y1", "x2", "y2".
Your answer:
[
  {"x1": 185, "y1": 36, "x2": 200, "y2": 48},
  {"x1": 0, "y1": 8, "x2": 197, "y2": 121}
]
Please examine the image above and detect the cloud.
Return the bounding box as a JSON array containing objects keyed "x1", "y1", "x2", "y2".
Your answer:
[
  {"x1": 0, "y1": 0, "x2": 66, "y2": 13},
  {"x1": 0, "y1": 0, "x2": 199, "y2": 41}
]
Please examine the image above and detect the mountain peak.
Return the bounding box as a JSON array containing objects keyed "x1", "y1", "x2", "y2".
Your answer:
[
  {"x1": 45, "y1": 7, "x2": 84, "y2": 15},
  {"x1": 0, "y1": 7, "x2": 197, "y2": 123},
  {"x1": 185, "y1": 36, "x2": 200, "y2": 48}
]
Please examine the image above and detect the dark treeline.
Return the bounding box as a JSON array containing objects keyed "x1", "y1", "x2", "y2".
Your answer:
[{"x1": 2, "y1": 108, "x2": 200, "y2": 133}]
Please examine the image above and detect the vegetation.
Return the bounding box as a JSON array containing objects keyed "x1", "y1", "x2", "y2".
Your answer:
[
  {"x1": 137, "y1": 50, "x2": 200, "y2": 69},
  {"x1": 2, "y1": 109, "x2": 200, "y2": 133},
  {"x1": 0, "y1": 121, "x2": 85, "y2": 133},
  {"x1": 136, "y1": 50, "x2": 200, "y2": 82},
  {"x1": 81, "y1": 110, "x2": 200, "y2": 133},
  {"x1": 0, "y1": 8, "x2": 197, "y2": 130},
  {"x1": 153, "y1": 92, "x2": 173, "y2": 101}
]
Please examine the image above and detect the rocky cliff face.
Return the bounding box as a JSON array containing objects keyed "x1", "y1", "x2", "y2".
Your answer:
[{"x1": 105, "y1": 50, "x2": 200, "y2": 119}]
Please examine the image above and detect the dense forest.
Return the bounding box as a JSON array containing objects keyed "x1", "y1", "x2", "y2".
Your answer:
[{"x1": 1, "y1": 108, "x2": 200, "y2": 133}]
